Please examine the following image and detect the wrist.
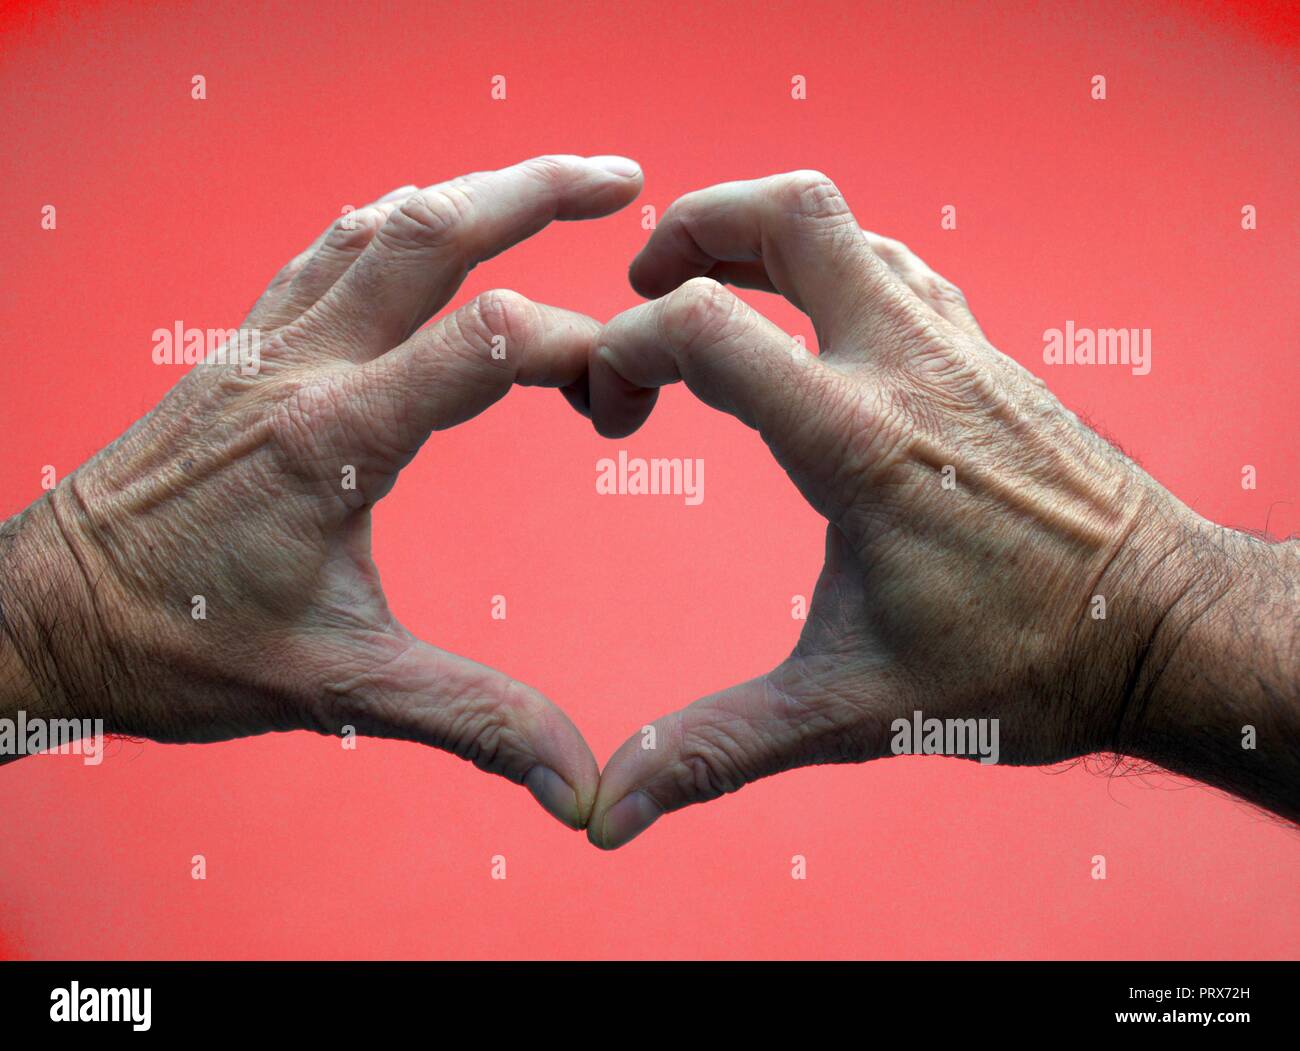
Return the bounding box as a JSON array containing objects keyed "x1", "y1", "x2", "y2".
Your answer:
[
  {"x1": 1112, "y1": 508, "x2": 1299, "y2": 817},
  {"x1": 0, "y1": 509, "x2": 41, "y2": 714},
  {"x1": 0, "y1": 490, "x2": 119, "y2": 730}
]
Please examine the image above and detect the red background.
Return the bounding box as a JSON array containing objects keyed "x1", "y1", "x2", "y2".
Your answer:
[{"x1": 0, "y1": 0, "x2": 1296, "y2": 959}]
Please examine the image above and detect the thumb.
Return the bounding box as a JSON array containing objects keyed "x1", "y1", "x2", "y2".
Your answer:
[
  {"x1": 588, "y1": 661, "x2": 897, "y2": 850},
  {"x1": 590, "y1": 278, "x2": 874, "y2": 526},
  {"x1": 320, "y1": 635, "x2": 601, "y2": 830}
]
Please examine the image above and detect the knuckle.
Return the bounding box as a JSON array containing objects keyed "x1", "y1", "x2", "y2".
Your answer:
[
  {"x1": 463, "y1": 288, "x2": 538, "y2": 359},
  {"x1": 874, "y1": 236, "x2": 914, "y2": 265},
  {"x1": 520, "y1": 153, "x2": 568, "y2": 187},
  {"x1": 271, "y1": 253, "x2": 309, "y2": 290},
  {"x1": 773, "y1": 169, "x2": 848, "y2": 222},
  {"x1": 674, "y1": 738, "x2": 748, "y2": 802},
  {"x1": 388, "y1": 186, "x2": 472, "y2": 249},
  {"x1": 444, "y1": 680, "x2": 538, "y2": 780},
  {"x1": 326, "y1": 205, "x2": 384, "y2": 249},
  {"x1": 666, "y1": 705, "x2": 773, "y2": 803},
  {"x1": 928, "y1": 274, "x2": 967, "y2": 306},
  {"x1": 449, "y1": 702, "x2": 510, "y2": 770},
  {"x1": 661, "y1": 277, "x2": 738, "y2": 356},
  {"x1": 440, "y1": 290, "x2": 535, "y2": 390},
  {"x1": 658, "y1": 189, "x2": 702, "y2": 230}
]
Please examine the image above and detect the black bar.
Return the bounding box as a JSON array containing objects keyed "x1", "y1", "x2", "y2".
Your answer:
[{"x1": 0, "y1": 961, "x2": 1290, "y2": 1038}]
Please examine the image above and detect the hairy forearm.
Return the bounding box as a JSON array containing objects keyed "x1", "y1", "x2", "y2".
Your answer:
[{"x1": 1122, "y1": 518, "x2": 1300, "y2": 821}]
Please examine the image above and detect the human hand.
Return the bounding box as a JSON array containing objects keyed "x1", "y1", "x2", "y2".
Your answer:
[
  {"x1": 0, "y1": 154, "x2": 643, "y2": 830},
  {"x1": 584, "y1": 171, "x2": 1297, "y2": 848}
]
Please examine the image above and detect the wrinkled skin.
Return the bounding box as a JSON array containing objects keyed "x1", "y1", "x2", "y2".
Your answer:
[
  {"x1": 0, "y1": 155, "x2": 645, "y2": 830},
  {"x1": 583, "y1": 171, "x2": 1293, "y2": 848},
  {"x1": 2, "y1": 164, "x2": 1293, "y2": 848}
]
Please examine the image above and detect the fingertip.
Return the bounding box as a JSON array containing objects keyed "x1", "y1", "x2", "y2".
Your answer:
[
  {"x1": 589, "y1": 790, "x2": 663, "y2": 850},
  {"x1": 548, "y1": 155, "x2": 642, "y2": 220},
  {"x1": 522, "y1": 716, "x2": 601, "y2": 832},
  {"x1": 585, "y1": 154, "x2": 642, "y2": 181},
  {"x1": 574, "y1": 775, "x2": 600, "y2": 831},
  {"x1": 560, "y1": 379, "x2": 592, "y2": 419},
  {"x1": 628, "y1": 257, "x2": 672, "y2": 300},
  {"x1": 524, "y1": 765, "x2": 583, "y2": 830},
  {"x1": 593, "y1": 399, "x2": 655, "y2": 440},
  {"x1": 591, "y1": 344, "x2": 659, "y2": 438}
]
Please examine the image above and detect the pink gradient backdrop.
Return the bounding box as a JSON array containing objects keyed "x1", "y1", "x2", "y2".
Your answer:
[{"x1": 0, "y1": 0, "x2": 1296, "y2": 958}]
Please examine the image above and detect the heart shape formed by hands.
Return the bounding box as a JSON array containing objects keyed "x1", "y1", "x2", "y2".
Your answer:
[{"x1": 10, "y1": 155, "x2": 1278, "y2": 852}]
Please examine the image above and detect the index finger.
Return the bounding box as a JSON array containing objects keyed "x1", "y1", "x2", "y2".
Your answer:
[
  {"x1": 628, "y1": 171, "x2": 895, "y2": 350},
  {"x1": 297, "y1": 154, "x2": 643, "y2": 361}
]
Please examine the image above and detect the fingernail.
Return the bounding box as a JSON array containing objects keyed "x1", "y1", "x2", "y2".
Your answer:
[
  {"x1": 586, "y1": 155, "x2": 642, "y2": 179},
  {"x1": 379, "y1": 184, "x2": 418, "y2": 203},
  {"x1": 599, "y1": 791, "x2": 662, "y2": 849},
  {"x1": 524, "y1": 766, "x2": 581, "y2": 830}
]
